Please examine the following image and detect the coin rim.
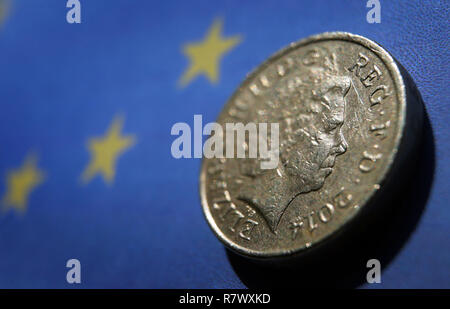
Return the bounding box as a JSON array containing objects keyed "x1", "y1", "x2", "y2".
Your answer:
[{"x1": 199, "y1": 31, "x2": 407, "y2": 258}]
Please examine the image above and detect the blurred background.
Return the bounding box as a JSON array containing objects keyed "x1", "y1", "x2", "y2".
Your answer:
[{"x1": 0, "y1": 0, "x2": 448, "y2": 288}]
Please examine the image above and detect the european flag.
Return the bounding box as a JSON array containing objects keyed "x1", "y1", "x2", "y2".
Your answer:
[{"x1": 0, "y1": 0, "x2": 448, "y2": 288}]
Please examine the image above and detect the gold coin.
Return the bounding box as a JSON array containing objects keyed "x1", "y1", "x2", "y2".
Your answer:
[{"x1": 200, "y1": 32, "x2": 423, "y2": 259}]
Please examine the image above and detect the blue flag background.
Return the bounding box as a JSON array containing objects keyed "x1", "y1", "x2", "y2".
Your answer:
[{"x1": 0, "y1": 0, "x2": 448, "y2": 288}]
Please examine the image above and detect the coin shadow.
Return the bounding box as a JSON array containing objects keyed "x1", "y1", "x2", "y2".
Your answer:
[{"x1": 226, "y1": 109, "x2": 435, "y2": 289}]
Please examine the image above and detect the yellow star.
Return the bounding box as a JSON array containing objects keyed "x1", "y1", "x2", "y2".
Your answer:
[
  {"x1": 2, "y1": 154, "x2": 45, "y2": 214},
  {"x1": 82, "y1": 116, "x2": 136, "y2": 185},
  {"x1": 0, "y1": 0, "x2": 10, "y2": 27},
  {"x1": 179, "y1": 18, "x2": 242, "y2": 87}
]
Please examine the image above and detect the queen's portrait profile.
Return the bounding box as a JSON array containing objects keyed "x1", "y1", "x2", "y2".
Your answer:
[{"x1": 237, "y1": 56, "x2": 351, "y2": 232}]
